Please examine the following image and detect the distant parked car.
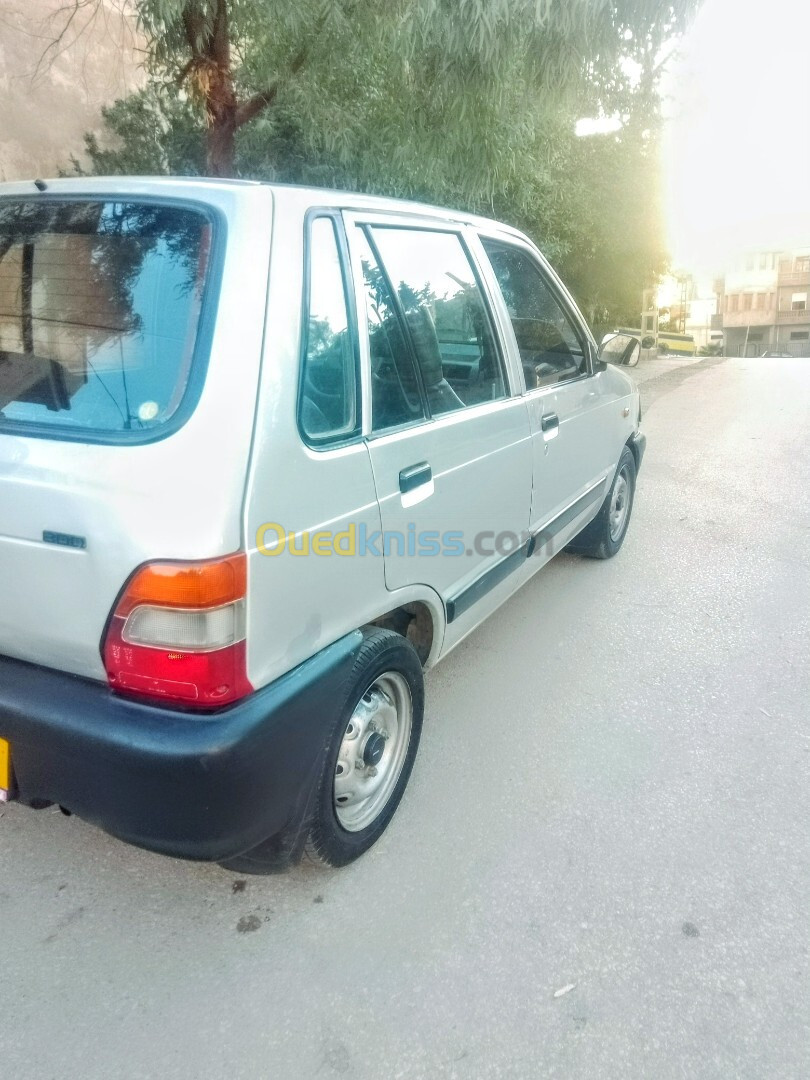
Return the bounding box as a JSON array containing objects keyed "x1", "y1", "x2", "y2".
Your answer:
[{"x1": 761, "y1": 351, "x2": 794, "y2": 358}]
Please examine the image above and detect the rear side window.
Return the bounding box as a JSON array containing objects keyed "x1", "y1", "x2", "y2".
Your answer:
[
  {"x1": 0, "y1": 200, "x2": 214, "y2": 440},
  {"x1": 299, "y1": 217, "x2": 359, "y2": 444},
  {"x1": 369, "y1": 226, "x2": 506, "y2": 415},
  {"x1": 356, "y1": 228, "x2": 427, "y2": 434}
]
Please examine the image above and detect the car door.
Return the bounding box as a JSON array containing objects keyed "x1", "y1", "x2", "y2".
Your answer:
[
  {"x1": 344, "y1": 212, "x2": 533, "y2": 614},
  {"x1": 477, "y1": 234, "x2": 615, "y2": 548}
]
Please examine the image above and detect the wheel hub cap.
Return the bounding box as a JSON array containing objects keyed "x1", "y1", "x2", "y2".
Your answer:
[
  {"x1": 362, "y1": 731, "x2": 386, "y2": 767},
  {"x1": 333, "y1": 671, "x2": 413, "y2": 833}
]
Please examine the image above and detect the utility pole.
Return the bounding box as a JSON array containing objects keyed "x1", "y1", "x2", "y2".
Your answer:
[{"x1": 678, "y1": 276, "x2": 688, "y2": 334}]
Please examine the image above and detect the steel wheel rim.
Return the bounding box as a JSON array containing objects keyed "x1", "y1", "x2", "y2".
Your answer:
[
  {"x1": 333, "y1": 671, "x2": 412, "y2": 833},
  {"x1": 609, "y1": 468, "x2": 631, "y2": 541}
]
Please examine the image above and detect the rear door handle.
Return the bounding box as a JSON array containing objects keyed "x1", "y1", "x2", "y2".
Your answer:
[
  {"x1": 541, "y1": 412, "x2": 559, "y2": 440},
  {"x1": 399, "y1": 461, "x2": 432, "y2": 494}
]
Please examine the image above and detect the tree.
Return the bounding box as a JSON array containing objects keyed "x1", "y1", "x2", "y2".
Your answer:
[
  {"x1": 68, "y1": 0, "x2": 699, "y2": 323},
  {"x1": 119, "y1": 0, "x2": 696, "y2": 179}
]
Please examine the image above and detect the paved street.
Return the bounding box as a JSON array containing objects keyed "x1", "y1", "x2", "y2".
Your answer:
[{"x1": 1, "y1": 357, "x2": 809, "y2": 1080}]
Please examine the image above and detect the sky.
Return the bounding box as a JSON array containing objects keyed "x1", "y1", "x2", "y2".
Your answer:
[{"x1": 662, "y1": 0, "x2": 810, "y2": 274}]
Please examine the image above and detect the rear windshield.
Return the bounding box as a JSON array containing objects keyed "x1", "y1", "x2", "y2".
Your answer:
[{"x1": 0, "y1": 199, "x2": 214, "y2": 440}]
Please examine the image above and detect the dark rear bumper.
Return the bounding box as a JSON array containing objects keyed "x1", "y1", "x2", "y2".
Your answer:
[{"x1": 0, "y1": 631, "x2": 363, "y2": 866}]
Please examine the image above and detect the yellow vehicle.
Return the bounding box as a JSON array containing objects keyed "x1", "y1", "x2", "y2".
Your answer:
[
  {"x1": 616, "y1": 328, "x2": 656, "y2": 349},
  {"x1": 657, "y1": 331, "x2": 697, "y2": 356}
]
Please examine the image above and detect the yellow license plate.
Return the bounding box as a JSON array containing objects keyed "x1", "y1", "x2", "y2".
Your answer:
[{"x1": 0, "y1": 738, "x2": 11, "y2": 798}]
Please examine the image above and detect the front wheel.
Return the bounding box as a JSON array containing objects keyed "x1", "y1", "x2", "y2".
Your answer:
[{"x1": 566, "y1": 446, "x2": 637, "y2": 559}]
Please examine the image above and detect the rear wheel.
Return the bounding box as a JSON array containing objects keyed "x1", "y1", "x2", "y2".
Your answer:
[
  {"x1": 305, "y1": 628, "x2": 424, "y2": 867},
  {"x1": 566, "y1": 446, "x2": 636, "y2": 559},
  {"x1": 220, "y1": 628, "x2": 424, "y2": 874}
]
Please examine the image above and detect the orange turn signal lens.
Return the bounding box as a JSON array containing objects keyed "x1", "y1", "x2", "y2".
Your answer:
[{"x1": 120, "y1": 553, "x2": 247, "y2": 613}]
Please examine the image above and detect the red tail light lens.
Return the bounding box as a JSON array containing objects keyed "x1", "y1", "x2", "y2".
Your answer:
[{"x1": 103, "y1": 554, "x2": 253, "y2": 708}]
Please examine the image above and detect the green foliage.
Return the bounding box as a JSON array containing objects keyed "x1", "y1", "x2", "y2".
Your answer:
[
  {"x1": 72, "y1": 0, "x2": 699, "y2": 325},
  {"x1": 72, "y1": 86, "x2": 204, "y2": 176}
]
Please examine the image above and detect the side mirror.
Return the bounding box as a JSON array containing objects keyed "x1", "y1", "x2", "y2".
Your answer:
[{"x1": 598, "y1": 332, "x2": 641, "y2": 369}]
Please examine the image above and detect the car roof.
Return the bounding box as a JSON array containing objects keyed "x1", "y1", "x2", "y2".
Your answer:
[{"x1": 0, "y1": 175, "x2": 528, "y2": 243}]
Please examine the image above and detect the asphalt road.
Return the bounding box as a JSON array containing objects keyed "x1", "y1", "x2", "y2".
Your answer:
[{"x1": 2, "y1": 358, "x2": 809, "y2": 1079}]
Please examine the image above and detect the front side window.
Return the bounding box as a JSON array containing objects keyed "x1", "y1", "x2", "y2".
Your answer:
[
  {"x1": 0, "y1": 200, "x2": 213, "y2": 439},
  {"x1": 480, "y1": 239, "x2": 587, "y2": 390},
  {"x1": 369, "y1": 226, "x2": 506, "y2": 416},
  {"x1": 299, "y1": 217, "x2": 358, "y2": 443}
]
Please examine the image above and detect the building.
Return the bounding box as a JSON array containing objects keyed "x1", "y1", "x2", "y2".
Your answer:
[
  {"x1": 652, "y1": 275, "x2": 719, "y2": 351},
  {"x1": 716, "y1": 249, "x2": 810, "y2": 357}
]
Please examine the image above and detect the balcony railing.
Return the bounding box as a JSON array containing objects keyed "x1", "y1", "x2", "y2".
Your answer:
[
  {"x1": 778, "y1": 270, "x2": 810, "y2": 287},
  {"x1": 777, "y1": 307, "x2": 810, "y2": 323},
  {"x1": 722, "y1": 309, "x2": 776, "y2": 327}
]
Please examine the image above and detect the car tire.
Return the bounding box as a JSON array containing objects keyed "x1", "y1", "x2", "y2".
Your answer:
[
  {"x1": 566, "y1": 446, "x2": 636, "y2": 559},
  {"x1": 304, "y1": 627, "x2": 424, "y2": 868},
  {"x1": 220, "y1": 628, "x2": 424, "y2": 874}
]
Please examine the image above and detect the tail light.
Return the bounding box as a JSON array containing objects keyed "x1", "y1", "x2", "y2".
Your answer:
[{"x1": 103, "y1": 553, "x2": 253, "y2": 708}]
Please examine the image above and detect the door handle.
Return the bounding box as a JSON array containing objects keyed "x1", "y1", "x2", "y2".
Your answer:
[
  {"x1": 399, "y1": 461, "x2": 432, "y2": 494},
  {"x1": 541, "y1": 411, "x2": 559, "y2": 442}
]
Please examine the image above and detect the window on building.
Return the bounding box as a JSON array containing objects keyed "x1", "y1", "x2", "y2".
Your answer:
[
  {"x1": 796, "y1": 257, "x2": 810, "y2": 273},
  {"x1": 790, "y1": 331, "x2": 809, "y2": 341},
  {"x1": 791, "y1": 292, "x2": 807, "y2": 311},
  {"x1": 748, "y1": 332, "x2": 763, "y2": 342}
]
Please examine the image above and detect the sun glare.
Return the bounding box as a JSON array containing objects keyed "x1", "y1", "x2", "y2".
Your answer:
[{"x1": 664, "y1": 0, "x2": 810, "y2": 274}]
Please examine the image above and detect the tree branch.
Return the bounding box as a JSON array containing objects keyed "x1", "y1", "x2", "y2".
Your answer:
[
  {"x1": 209, "y1": 0, "x2": 230, "y2": 68},
  {"x1": 234, "y1": 85, "x2": 280, "y2": 128},
  {"x1": 181, "y1": 5, "x2": 206, "y2": 60},
  {"x1": 232, "y1": 18, "x2": 325, "y2": 130}
]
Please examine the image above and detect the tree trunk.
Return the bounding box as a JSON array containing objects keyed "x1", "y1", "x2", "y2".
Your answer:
[
  {"x1": 206, "y1": 105, "x2": 237, "y2": 177},
  {"x1": 202, "y1": 0, "x2": 238, "y2": 177}
]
